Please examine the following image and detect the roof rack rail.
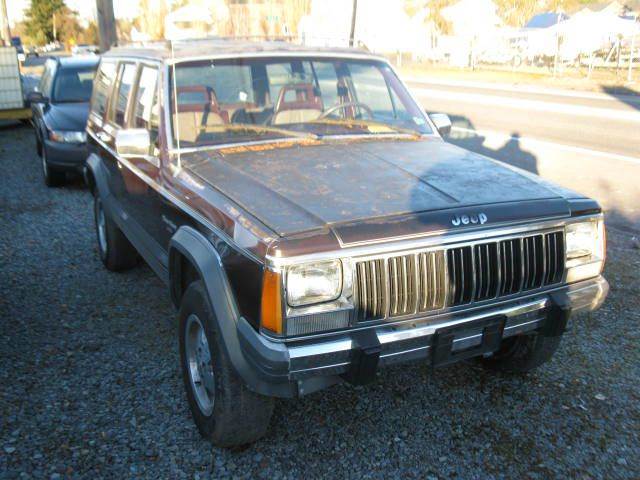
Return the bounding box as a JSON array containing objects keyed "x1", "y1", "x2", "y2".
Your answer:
[{"x1": 118, "y1": 40, "x2": 171, "y2": 49}]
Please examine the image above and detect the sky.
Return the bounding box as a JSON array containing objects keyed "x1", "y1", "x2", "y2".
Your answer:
[{"x1": 7, "y1": 0, "x2": 143, "y2": 27}]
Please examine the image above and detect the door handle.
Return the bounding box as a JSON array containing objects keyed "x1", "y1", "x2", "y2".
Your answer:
[{"x1": 96, "y1": 131, "x2": 110, "y2": 142}]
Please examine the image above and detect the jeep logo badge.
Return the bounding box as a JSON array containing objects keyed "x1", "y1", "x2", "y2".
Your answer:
[{"x1": 452, "y1": 213, "x2": 488, "y2": 226}]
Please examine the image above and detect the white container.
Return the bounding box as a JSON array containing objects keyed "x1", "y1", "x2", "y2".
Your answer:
[{"x1": 0, "y1": 47, "x2": 24, "y2": 110}]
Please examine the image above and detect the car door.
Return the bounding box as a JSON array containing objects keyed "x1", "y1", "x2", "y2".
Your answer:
[
  {"x1": 32, "y1": 59, "x2": 56, "y2": 143},
  {"x1": 102, "y1": 60, "x2": 170, "y2": 272},
  {"x1": 120, "y1": 62, "x2": 169, "y2": 255}
]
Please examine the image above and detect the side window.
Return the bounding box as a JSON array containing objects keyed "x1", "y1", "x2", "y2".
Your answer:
[
  {"x1": 133, "y1": 66, "x2": 160, "y2": 143},
  {"x1": 90, "y1": 60, "x2": 116, "y2": 119},
  {"x1": 110, "y1": 62, "x2": 137, "y2": 128}
]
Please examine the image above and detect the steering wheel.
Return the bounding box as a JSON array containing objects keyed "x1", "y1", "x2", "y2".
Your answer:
[{"x1": 318, "y1": 102, "x2": 374, "y2": 120}]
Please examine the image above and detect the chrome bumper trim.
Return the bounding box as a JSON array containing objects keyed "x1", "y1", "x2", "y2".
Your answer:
[{"x1": 288, "y1": 297, "x2": 548, "y2": 367}]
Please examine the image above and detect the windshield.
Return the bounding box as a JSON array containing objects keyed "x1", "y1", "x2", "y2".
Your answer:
[
  {"x1": 170, "y1": 56, "x2": 431, "y2": 148},
  {"x1": 52, "y1": 66, "x2": 97, "y2": 103}
]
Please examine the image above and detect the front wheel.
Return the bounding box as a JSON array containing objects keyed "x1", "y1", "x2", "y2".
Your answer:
[
  {"x1": 480, "y1": 333, "x2": 562, "y2": 373},
  {"x1": 41, "y1": 145, "x2": 66, "y2": 187},
  {"x1": 179, "y1": 280, "x2": 274, "y2": 447},
  {"x1": 93, "y1": 194, "x2": 138, "y2": 271}
]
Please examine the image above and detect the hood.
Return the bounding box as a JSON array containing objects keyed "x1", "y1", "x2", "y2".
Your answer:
[
  {"x1": 185, "y1": 139, "x2": 580, "y2": 244},
  {"x1": 45, "y1": 102, "x2": 90, "y2": 131}
]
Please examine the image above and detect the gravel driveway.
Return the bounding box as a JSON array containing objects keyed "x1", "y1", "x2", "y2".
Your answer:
[{"x1": 1, "y1": 123, "x2": 639, "y2": 479}]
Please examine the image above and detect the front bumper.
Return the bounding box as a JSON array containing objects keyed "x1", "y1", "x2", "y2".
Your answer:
[
  {"x1": 238, "y1": 276, "x2": 609, "y2": 397},
  {"x1": 44, "y1": 139, "x2": 88, "y2": 172}
]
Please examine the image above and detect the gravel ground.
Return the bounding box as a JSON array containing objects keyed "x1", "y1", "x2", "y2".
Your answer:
[{"x1": 1, "y1": 122, "x2": 639, "y2": 479}]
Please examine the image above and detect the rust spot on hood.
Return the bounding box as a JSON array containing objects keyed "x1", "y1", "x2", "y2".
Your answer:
[{"x1": 218, "y1": 139, "x2": 322, "y2": 156}]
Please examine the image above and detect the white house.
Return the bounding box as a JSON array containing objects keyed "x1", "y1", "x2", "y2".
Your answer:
[
  {"x1": 298, "y1": 0, "x2": 433, "y2": 56},
  {"x1": 164, "y1": 1, "x2": 229, "y2": 41}
]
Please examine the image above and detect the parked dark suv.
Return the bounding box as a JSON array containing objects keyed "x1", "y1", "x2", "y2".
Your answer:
[
  {"x1": 29, "y1": 56, "x2": 99, "y2": 186},
  {"x1": 85, "y1": 40, "x2": 609, "y2": 447}
]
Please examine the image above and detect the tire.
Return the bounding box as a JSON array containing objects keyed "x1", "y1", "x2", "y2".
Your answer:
[
  {"x1": 41, "y1": 145, "x2": 66, "y2": 187},
  {"x1": 93, "y1": 194, "x2": 138, "y2": 271},
  {"x1": 179, "y1": 280, "x2": 274, "y2": 447},
  {"x1": 480, "y1": 333, "x2": 562, "y2": 374}
]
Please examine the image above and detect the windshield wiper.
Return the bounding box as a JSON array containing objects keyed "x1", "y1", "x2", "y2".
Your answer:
[
  {"x1": 311, "y1": 118, "x2": 423, "y2": 138},
  {"x1": 198, "y1": 123, "x2": 319, "y2": 140}
]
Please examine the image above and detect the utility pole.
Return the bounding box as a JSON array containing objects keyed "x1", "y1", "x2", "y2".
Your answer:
[
  {"x1": 0, "y1": 0, "x2": 11, "y2": 47},
  {"x1": 349, "y1": 0, "x2": 357, "y2": 47},
  {"x1": 96, "y1": 0, "x2": 117, "y2": 52}
]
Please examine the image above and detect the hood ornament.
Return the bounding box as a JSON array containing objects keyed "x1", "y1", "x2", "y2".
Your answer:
[{"x1": 452, "y1": 213, "x2": 488, "y2": 227}]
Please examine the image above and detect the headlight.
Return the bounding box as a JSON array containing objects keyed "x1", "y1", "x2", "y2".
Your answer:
[
  {"x1": 286, "y1": 260, "x2": 342, "y2": 307},
  {"x1": 49, "y1": 130, "x2": 86, "y2": 143},
  {"x1": 565, "y1": 218, "x2": 605, "y2": 283}
]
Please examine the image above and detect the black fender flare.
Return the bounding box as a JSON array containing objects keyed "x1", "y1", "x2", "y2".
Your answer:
[
  {"x1": 85, "y1": 153, "x2": 110, "y2": 198},
  {"x1": 168, "y1": 226, "x2": 294, "y2": 397}
]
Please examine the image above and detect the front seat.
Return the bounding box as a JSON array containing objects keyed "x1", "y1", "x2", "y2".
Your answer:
[
  {"x1": 173, "y1": 86, "x2": 229, "y2": 143},
  {"x1": 271, "y1": 83, "x2": 323, "y2": 125}
]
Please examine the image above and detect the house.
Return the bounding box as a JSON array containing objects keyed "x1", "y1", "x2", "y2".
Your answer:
[{"x1": 298, "y1": 0, "x2": 433, "y2": 55}]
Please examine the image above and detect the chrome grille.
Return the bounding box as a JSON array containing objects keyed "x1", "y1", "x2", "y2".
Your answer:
[
  {"x1": 388, "y1": 255, "x2": 417, "y2": 317},
  {"x1": 417, "y1": 251, "x2": 447, "y2": 312},
  {"x1": 354, "y1": 259, "x2": 386, "y2": 321},
  {"x1": 353, "y1": 230, "x2": 565, "y2": 322}
]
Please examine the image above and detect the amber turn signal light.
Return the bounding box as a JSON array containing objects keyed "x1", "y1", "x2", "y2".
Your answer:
[{"x1": 261, "y1": 270, "x2": 283, "y2": 335}]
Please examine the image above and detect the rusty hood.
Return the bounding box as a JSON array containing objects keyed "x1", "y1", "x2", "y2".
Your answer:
[{"x1": 183, "y1": 139, "x2": 582, "y2": 244}]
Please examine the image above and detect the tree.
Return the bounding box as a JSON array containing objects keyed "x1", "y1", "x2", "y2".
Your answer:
[{"x1": 24, "y1": 0, "x2": 66, "y2": 44}]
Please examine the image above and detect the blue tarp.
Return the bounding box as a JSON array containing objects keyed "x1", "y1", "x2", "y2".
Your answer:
[{"x1": 525, "y1": 12, "x2": 570, "y2": 28}]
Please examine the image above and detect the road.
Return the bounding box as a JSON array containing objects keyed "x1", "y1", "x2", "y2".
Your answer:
[{"x1": 407, "y1": 78, "x2": 640, "y2": 233}]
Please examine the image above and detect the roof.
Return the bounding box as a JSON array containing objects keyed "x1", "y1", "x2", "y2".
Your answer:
[
  {"x1": 55, "y1": 55, "x2": 100, "y2": 67},
  {"x1": 525, "y1": 12, "x2": 570, "y2": 29},
  {"x1": 104, "y1": 38, "x2": 382, "y2": 63}
]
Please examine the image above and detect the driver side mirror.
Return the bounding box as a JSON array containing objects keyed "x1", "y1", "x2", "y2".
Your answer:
[
  {"x1": 429, "y1": 113, "x2": 452, "y2": 137},
  {"x1": 115, "y1": 129, "x2": 152, "y2": 158},
  {"x1": 27, "y1": 91, "x2": 48, "y2": 105}
]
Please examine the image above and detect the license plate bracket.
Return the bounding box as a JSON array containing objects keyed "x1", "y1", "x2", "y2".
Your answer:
[{"x1": 431, "y1": 315, "x2": 506, "y2": 367}]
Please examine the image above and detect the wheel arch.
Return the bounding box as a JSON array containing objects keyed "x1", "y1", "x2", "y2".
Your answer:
[
  {"x1": 168, "y1": 226, "x2": 291, "y2": 396},
  {"x1": 85, "y1": 153, "x2": 110, "y2": 198}
]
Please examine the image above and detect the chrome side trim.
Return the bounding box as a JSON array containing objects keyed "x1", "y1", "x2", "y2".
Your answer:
[{"x1": 87, "y1": 129, "x2": 263, "y2": 265}]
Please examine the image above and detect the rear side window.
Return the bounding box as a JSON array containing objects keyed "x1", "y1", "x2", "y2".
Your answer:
[
  {"x1": 133, "y1": 66, "x2": 160, "y2": 142},
  {"x1": 111, "y1": 63, "x2": 137, "y2": 127},
  {"x1": 91, "y1": 61, "x2": 116, "y2": 118}
]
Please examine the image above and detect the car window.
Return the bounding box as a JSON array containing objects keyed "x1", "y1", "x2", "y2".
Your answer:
[
  {"x1": 38, "y1": 61, "x2": 55, "y2": 96},
  {"x1": 348, "y1": 63, "x2": 394, "y2": 118},
  {"x1": 313, "y1": 62, "x2": 339, "y2": 109},
  {"x1": 51, "y1": 66, "x2": 97, "y2": 103},
  {"x1": 90, "y1": 60, "x2": 116, "y2": 118},
  {"x1": 174, "y1": 63, "x2": 254, "y2": 104},
  {"x1": 266, "y1": 61, "x2": 313, "y2": 104},
  {"x1": 110, "y1": 63, "x2": 137, "y2": 128},
  {"x1": 170, "y1": 57, "x2": 431, "y2": 148},
  {"x1": 133, "y1": 66, "x2": 160, "y2": 143}
]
